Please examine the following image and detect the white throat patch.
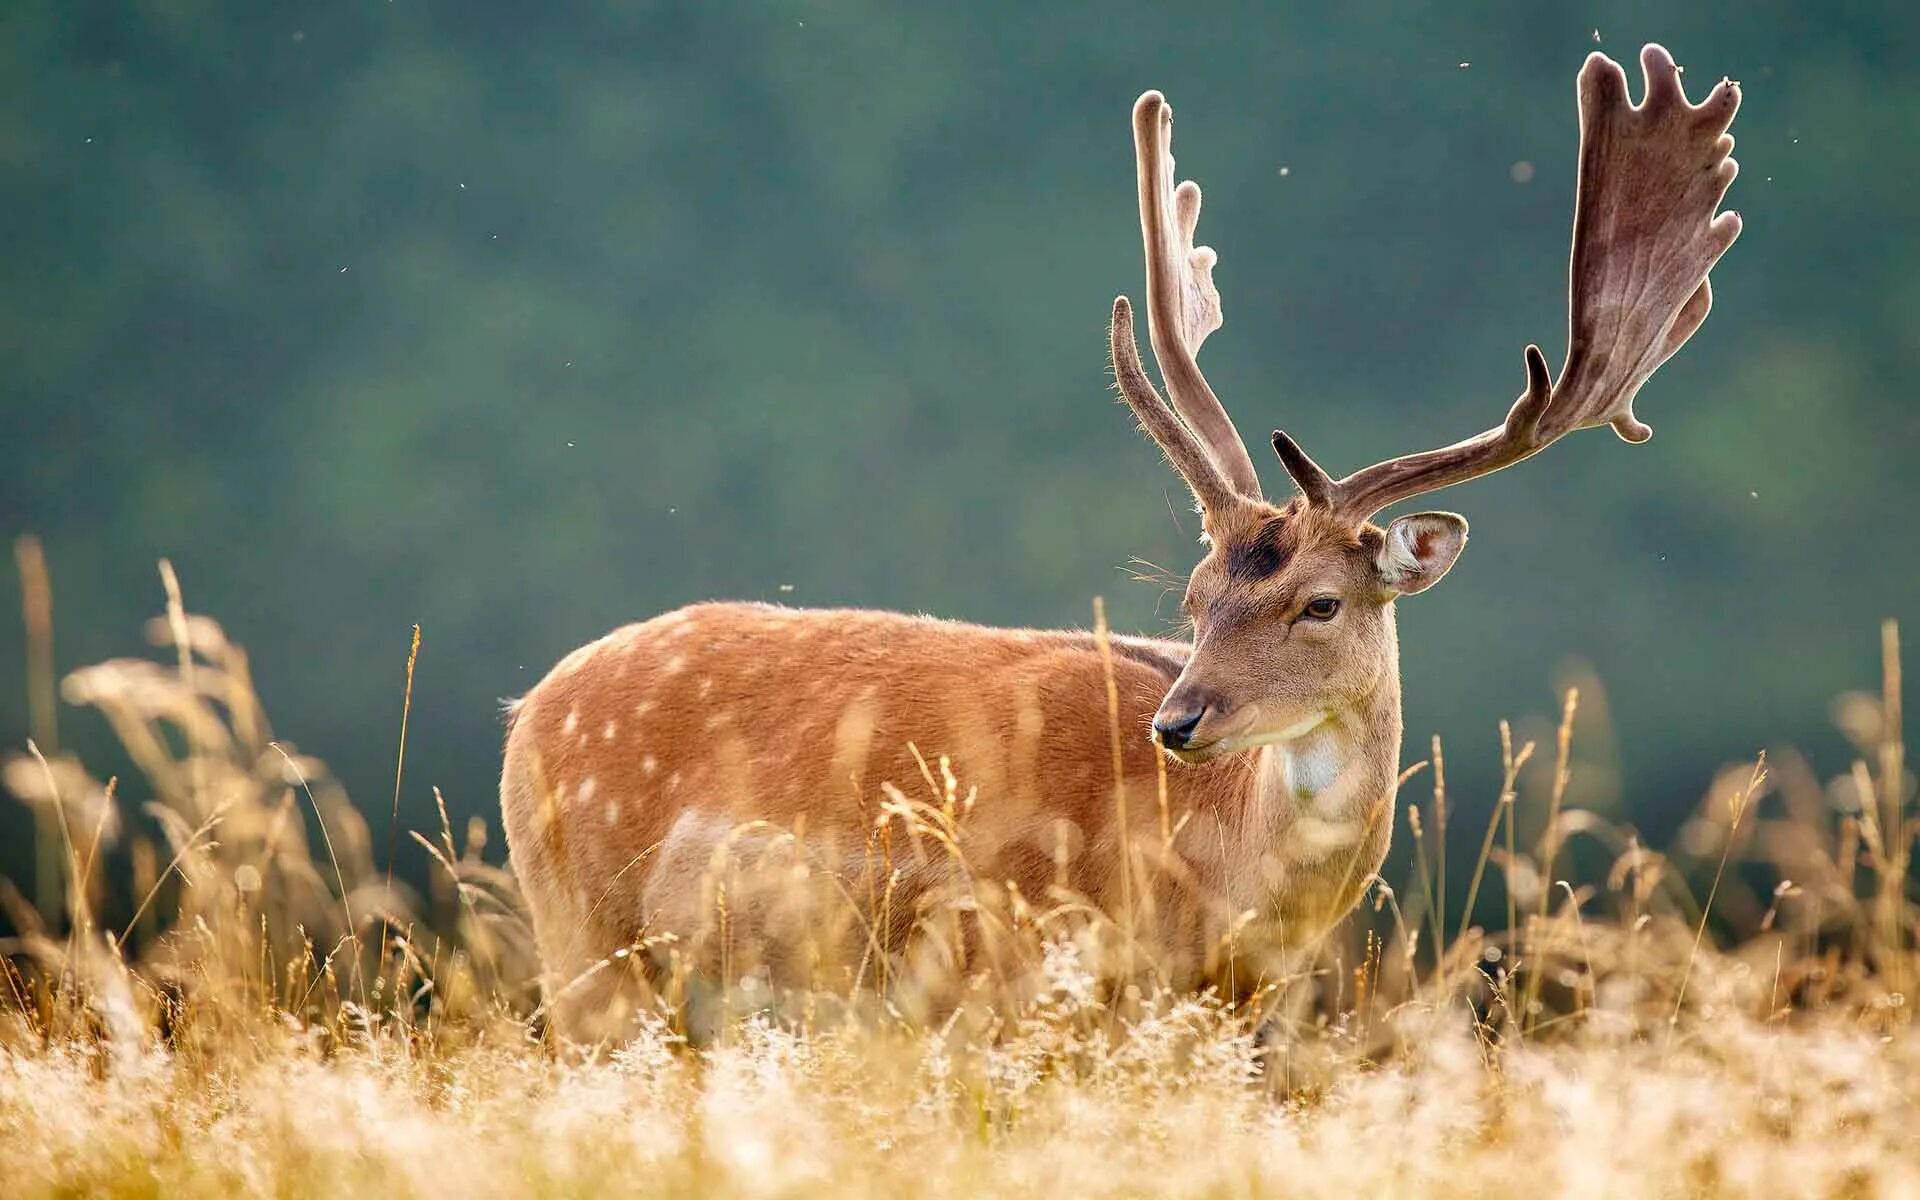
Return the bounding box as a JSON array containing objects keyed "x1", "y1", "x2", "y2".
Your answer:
[{"x1": 1282, "y1": 728, "x2": 1347, "y2": 803}]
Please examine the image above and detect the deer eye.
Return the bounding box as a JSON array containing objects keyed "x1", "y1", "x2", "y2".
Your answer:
[{"x1": 1302, "y1": 596, "x2": 1341, "y2": 621}]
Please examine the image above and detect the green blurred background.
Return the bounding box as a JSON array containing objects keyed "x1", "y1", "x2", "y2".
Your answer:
[{"x1": 2, "y1": 2, "x2": 1914, "y2": 898}]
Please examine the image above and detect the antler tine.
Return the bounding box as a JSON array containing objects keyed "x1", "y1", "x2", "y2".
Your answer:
[
  {"x1": 1133, "y1": 91, "x2": 1265, "y2": 501},
  {"x1": 1110, "y1": 296, "x2": 1244, "y2": 518},
  {"x1": 1308, "y1": 44, "x2": 1742, "y2": 525},
  {"x1": 1269, "y1": 430, "x2": 1335, "y2": 508}
]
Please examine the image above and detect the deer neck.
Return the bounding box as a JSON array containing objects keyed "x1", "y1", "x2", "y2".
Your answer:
[
  {"x1": 1259, "y1": 683, "x2": 1396, "y2": 805},
  {"x1": 1243, "y1": 642, "x2": 1403, "y2": 869}
]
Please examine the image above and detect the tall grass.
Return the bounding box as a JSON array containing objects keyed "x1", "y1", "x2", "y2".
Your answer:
[{"x1": 2, "y1": 555, "x2": 1916, "y2": 1197}]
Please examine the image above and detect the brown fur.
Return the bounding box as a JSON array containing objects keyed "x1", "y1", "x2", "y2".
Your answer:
[{"x1": 503, "y1": 500, "x2": 1426, "y2": 1037}]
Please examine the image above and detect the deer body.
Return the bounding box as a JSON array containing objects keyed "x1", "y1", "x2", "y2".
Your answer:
[
  {"x1": 503, "y1": 599, "x2": 1401, "y2": 1022},
  {"x1": 503, "y1": 45, "x2": 1743, "y2": 1038}
]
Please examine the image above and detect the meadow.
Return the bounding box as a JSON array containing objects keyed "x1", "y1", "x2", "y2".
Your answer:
[{"x1": 3, "y1": 552, "x2": 1916, "y2": 1198}]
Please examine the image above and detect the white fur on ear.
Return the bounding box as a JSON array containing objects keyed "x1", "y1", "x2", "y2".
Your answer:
[{"x1": 1377, "y1": 512, "x2": 1469, "y2": 595}]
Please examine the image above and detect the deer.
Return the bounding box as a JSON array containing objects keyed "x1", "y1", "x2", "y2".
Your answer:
[{"x1": 502, "y1": 44, "x2": 1742, "y2": 1039}]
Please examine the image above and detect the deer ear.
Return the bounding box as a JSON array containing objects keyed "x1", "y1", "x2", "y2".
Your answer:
[{"x1": 1376, "y1": 512, "x2": 1468, "y2": 596}]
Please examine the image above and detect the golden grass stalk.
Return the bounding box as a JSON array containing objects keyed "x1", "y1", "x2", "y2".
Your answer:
[{"x1": 1, "y1": 576, "x2": 1916, "y2": 1198}]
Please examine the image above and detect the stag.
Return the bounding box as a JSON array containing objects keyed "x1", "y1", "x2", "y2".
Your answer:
[{"x1": 503, "y1": 45, "x2": 1741, "y2": 1038}]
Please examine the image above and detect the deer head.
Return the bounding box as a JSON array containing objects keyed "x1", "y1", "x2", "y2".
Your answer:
[{"x1": 1113, "y1": 45, "x2": 1742, "y2": 762}]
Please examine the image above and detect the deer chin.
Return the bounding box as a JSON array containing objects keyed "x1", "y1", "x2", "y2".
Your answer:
[
  {"x1": 1164, "y1": 710, "x2": 1328, "y2": 764},
  {"x1": 1162, "y1": 739, "x2": 1230, "y2": 765},
  {"x1": 1236, "y1": 710, "x2": 1328, "y2": 748},
  {"x1": 1220, "y1": 710, "x2": 1330, "y2": 753}
]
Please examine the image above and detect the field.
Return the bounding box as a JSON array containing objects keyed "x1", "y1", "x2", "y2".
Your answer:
[{"x1": 3, "y1": 562, "x2": 1917, "y2": 1198}]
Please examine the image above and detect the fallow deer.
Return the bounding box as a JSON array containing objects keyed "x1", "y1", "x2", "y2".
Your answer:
[{"x1": 502, "y1": 45, "x2": 1742, "y2": 1037}]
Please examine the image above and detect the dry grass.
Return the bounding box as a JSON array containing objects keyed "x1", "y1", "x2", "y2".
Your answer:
[{"x1": 3, "y1": 557, "x2": 1916, "y2": 1198}]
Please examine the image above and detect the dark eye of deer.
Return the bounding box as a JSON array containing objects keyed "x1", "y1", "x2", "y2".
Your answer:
[{"x1": 1303, "y1": 597, "x2": 1341, "y2": 620}]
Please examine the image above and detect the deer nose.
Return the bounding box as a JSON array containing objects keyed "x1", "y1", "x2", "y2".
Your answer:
[{"x1": 1153, "y1": 707, "x2": 1207, "y2": 751}]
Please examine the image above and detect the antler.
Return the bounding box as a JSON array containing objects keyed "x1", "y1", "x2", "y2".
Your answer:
[
  {"x1": 1130, "y1": 91, "x2": 1264, "y2": 501},
  {"x1": 1111, "y1": 297, "x2": 1245, "y2": 516},
  {"x1": 1277, "y1": 45, "x2": 1742, "y2": 525}
]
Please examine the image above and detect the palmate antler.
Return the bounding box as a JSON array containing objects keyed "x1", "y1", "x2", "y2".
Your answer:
[
  {"x1": 1271, "y1": 44, "x2": 1743, "y2": 524},
  {"x1": 1113, "y1": 46, "x2": 1743, "y2": 529}
]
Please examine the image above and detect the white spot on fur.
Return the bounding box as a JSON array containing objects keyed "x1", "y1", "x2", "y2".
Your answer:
[
  {"x1": 1016, "y1": 703, "x2": 1045, "y2": 738},
  {"x1": 699, "y1": 677, "x2": 713, "y2": 698},
  {"x1": 602, "y1": 720, "x2": 617, "y2": 741},
  {"x1": 830, "y1": 691, "x2": 880, "y2": 794},
  {"x1": 578, "y1": 777, "x2": 598, "y2": 804},
  {"x1": 562, "y1": 710, "x2": 580, "y2": 735},
  {"x1": 642, "y1": 755, "x2": 658, "y2": 776},
  {"x1": 704, "y1": 710, "x2": 730, "y2": 732},
  {"x1": 663, "y1": 655, "x2": 684, "y2": 674},
  {"x1": 667, "y1": 771, "x2": 682, "y2": 792},
  {"x1": 634, "y1": 699, "x2": 655, "y2": 717}
]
